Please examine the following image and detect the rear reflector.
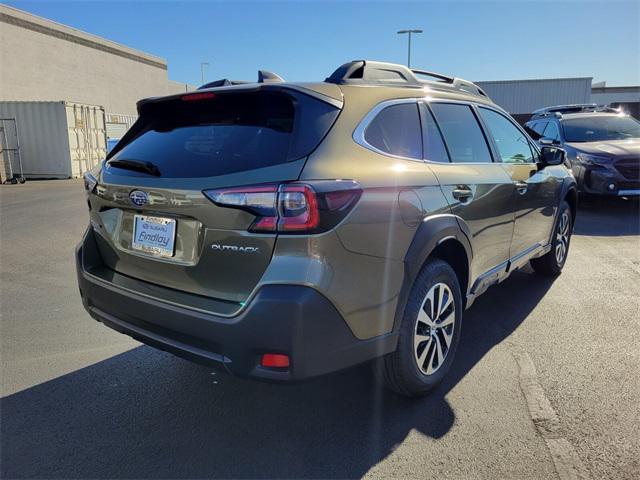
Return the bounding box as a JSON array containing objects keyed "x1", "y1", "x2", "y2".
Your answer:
[{"x1": 261, "y1": 353, "x2": 290, "y2": 368}]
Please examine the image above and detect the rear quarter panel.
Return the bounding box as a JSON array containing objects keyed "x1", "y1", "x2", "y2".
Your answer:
[{"x1": 292, "y1": 87, "x2": 452, "y2": 338}]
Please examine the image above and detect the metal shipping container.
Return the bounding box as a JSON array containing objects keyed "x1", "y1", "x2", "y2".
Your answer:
[
  {"x1": 105, "y1": 112, "x2": 137, "y2": 141},
  {"x1": 0, "y1": 101, "x2": 107, "y2": 178}
]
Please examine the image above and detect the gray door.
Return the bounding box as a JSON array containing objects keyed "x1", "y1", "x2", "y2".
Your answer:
[{"x1": 423, "y1": 101, "x2": 515, "y2": 290}]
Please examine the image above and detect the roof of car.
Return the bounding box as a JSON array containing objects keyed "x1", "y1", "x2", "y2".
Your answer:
[
  {"x1": 528, "y1": 112, "x2": 625, "y2": 124},
  {"x1": 138, "y1": 60, "x2": 499, "y2": 114},
  {"x1": 559, "y1": 112, "x2": 624, "y2": 120}
]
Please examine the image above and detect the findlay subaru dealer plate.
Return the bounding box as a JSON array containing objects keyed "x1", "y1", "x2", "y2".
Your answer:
[{"x1": 132, "y1": 214, "x2": 176, "y2": 258}]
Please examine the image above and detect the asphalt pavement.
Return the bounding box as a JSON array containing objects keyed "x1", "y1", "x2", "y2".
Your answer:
[{"x1": 1, "y1": 180, "x2": 638, "y2": 479}]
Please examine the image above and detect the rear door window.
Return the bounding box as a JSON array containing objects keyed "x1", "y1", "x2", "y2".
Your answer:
[
  {"x1": 421, "y1": 105, "x2": 450, "y2": 163},
  {"x1": 364, "y1": 103, "x2": 422, "y2": 159},
  {"x1": 429, "y1": 103, "x2": 493, "y2": 163},
  {"x1": 107, "y1": 91, "x2": 339, "y2": 178}
]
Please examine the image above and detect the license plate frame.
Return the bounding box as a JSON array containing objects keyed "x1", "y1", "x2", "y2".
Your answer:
[{"x1": 131, "y1": 214, "x2": 177, "y2": 258}]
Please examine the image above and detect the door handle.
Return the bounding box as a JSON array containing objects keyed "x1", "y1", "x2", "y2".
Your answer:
[
  {"x1": 452, "y1": 186, "x2": 473, "y2": 202},
  {"x1": 515, "y1": 181, "x2": 528, "y2": 195}
]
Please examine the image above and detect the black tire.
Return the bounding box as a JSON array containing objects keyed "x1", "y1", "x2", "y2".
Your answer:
[
  {"x1": 531, "y1": 200, "x2": 572, "y2": 276},
  {"x1": 18, "y1": 177, "x2": 26, "y2": 184},
  {"x1": 375, "y1": 259, "x2": 463, "y2": 397}
]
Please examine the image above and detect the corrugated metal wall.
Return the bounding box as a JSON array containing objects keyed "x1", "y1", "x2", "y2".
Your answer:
[
  {"x1": 0, "y1": 101, "x2": 106, "y2": 178},
  {"x1": 105, "y1": 113, "x2": 137, "y2": 140},
  {"x1": 0, "y1": 101, "x2": 70, "y2": 178},
  {"x1": 476, "y1": 78, "x2": 593, "y2": 115},
  {"x1": 65, "y1": 103, "x2": 107, "y2": 177}
]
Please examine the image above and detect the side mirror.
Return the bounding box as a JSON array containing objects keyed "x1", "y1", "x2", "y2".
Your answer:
[
  {"x1": 539, "y1": 137, "x2": 560, "y2": 146},
  {"x1": 538, "y1": 146, "x2": 566, "y2": 168}
]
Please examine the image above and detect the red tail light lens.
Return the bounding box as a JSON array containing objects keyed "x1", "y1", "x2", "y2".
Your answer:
[
  {"x1": 278, "y1": 185, "x2": 320, "y2": 231},
  {"x1": 261, "y1": 353, "x2": 290, "y2": 368},
  {"x1": 204, "y1": 181, "x2": 361, "y2": 234},
  {"x1": 181, "y1": 92, "x2": 216, "y2": 101}
]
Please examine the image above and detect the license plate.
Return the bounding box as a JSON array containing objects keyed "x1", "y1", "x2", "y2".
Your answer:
[{"x1": 132, "y1": 215, "x2": 176, "y2": 258}]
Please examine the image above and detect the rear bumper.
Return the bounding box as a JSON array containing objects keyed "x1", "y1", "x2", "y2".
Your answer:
[{"x1": 76, "y1": 228, "x2": 395, "y2": 382}]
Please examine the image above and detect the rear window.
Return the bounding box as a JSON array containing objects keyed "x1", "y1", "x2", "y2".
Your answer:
[{"x1": 107, "y1": 91, "x2": 339, "y2": 178}]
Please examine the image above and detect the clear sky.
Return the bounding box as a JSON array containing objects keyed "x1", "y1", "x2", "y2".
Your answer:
[{"x1": 7, "y1": 0, "x2": 640, "y2": 87}]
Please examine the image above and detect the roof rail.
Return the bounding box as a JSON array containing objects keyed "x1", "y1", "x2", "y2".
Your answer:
[
  {"x1": 198, "y1": 70, "x2": 285, "y2": 90},
  {"x1": 325, "y1": 60, "x2": 488, "y2": 98},
  {"x1": 530, "y1": 103, "x2": 621, "y2": 119}
]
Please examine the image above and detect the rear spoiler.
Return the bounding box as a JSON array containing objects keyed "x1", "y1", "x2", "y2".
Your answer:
[
  {"x1": 197, "y1": 70, "x2": 285, "y2": 90},
  {"x1": 136, "y1": 82, "x2": 342, "y2": 115}
]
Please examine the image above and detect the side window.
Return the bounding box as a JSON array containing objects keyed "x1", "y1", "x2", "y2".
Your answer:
[
  {"x1": 543, "y1": 121, "x2": 560, "y2": 141},
  {"x1": 429, "y1": 103, "x2": 492, "y2": 163},
  {"x1": 525, "y1": 121, "x2": 545, "y2": 140},
  {"x1": 478, "y1": 108, "x2": 534, "y2": 164},
  {"x1": 533, "y1": 121, "x2": 548, "y2": 135},
  {"x1": 421, "y1": 105, "x2": 450, "y2": 163},
  {"x1": 364, "y1": 103, "x2": 422, "y2": 159}
]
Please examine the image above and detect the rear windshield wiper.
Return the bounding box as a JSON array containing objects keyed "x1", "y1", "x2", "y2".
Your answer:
[{"x1": 107, "y1": 159, "x2": 161, "y2": 177}]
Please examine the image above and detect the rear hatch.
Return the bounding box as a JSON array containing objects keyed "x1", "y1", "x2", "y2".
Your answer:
[{"x1": 89, "y1": 85, "x2": 342, "y2": 305}]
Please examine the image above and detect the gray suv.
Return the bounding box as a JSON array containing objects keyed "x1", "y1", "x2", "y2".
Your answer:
[
  {"x1": 526, "y1": 104, "x2": 640, "y2": 196},
  {"x1": 77, "y1": 60, "x2": 577, "y2": 397}
]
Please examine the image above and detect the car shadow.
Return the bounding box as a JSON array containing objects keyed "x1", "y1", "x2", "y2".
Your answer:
[
  {"x1": 574, "y1": 195, "x2": 640, "y2": 237},
  {"x1": 1, "y1": 269, "x2": 555, "y2": 479}
]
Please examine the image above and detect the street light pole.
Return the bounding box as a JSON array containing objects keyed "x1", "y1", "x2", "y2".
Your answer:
[
  {"x1": 200, "y1": 62, "x2": 210, "y2": 84},
  {"x1": 397, "y1": 29, "x2": 423, "y2": 68}
]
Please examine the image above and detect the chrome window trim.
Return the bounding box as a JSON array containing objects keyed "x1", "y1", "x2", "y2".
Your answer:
[{"x1": 353, "y1": 96, "x2": 526, "y2": 167}]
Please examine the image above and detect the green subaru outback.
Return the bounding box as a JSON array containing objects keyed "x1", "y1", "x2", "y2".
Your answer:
[{"x1": 77, "y1": 60, "x2": 577, "y2": 397}]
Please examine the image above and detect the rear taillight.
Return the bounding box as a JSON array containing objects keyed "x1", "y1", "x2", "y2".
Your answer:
[
  {"x1": 203, "y1": 181, "x2": 361, "y2": 234},
  {"x1": 277, "y1": 184, "x2": 319, "y2": 232},
  {"x1": 181, "y1": 92, "x2": 216, "y2": 101}
]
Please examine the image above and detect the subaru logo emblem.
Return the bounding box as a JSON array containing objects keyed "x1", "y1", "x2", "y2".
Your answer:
[{"x1": 129, "y1": 190, "x2": 149, "y2": 207}]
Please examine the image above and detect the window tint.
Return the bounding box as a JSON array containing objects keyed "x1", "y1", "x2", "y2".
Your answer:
[
  {"x1": 479, "y1": 108, "x2": 534, "y2": 164},
  {"x1": 108, "y1": 92, "x2": 339, "y2": 178},
  {"x1": 364, "y1": 103, "x2": 422, "y2": 159},
  {"x1": 421, "y1": 106, "x2": 450, "y2": 163},
  {"x1": 562, "y1": 116, "x2": 640, "y2": 142},
  {"x1": 429, "y1": 103, "x2": 492, "y2": 163},
  {"x1": 543, "y1": 121, "x2": 560, "y2": 141}
]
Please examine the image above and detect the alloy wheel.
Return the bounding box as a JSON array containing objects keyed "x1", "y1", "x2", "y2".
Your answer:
[
  {"x1": 555, "y1": 211, "x2": 570, "y2": 265},
  {"x1": 414, "y1": 282, "x2": 456, "y2": 375}
]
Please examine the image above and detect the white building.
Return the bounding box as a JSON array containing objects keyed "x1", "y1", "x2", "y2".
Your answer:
[
  {"x1": 0, "y1": 5, "x2": 194, "y2": 180},
  {"x1": 475, "y1": 77, "x2": 593, "y2": 124},
  {"x1": 475, "y1": 77, "x2": 639, "y2": 124}
]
